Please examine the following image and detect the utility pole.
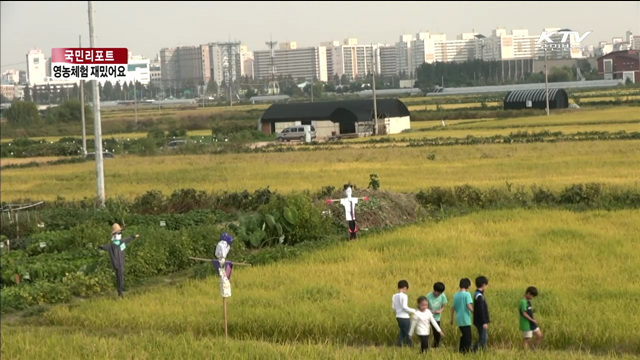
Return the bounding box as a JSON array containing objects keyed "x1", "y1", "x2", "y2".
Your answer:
[
  {"x1": 371, "y1": 44, "x2": 378, "y2": 136},
  {"x1": 310, "y1": 77, "x2": 314, "y2": 103},
  {"x1": 544, "y1": 46, "x2": 550, "y2": 116},
  {"x1": 133, "y1": 81, "x2": 138, "y2": 126},
  {"x1": 79, "y1": 35, "x2": 87, "y2": 156},
  {"x1": 88, "y1": 1, "x2": 105, "y2": 207},
  {"x1": 266, "y1": 35, "x2": 278, "y2": 95}
]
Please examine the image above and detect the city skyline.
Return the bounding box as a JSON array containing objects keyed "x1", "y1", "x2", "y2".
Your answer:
[{"x1": 2, "y1": 1, "x2": 640, "y2": 71}]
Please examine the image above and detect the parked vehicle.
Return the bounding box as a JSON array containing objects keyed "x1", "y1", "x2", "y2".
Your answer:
[
  {"x1": 277, "y1": 125, "x2": 316, "y2": 142},
  {"x1": 84, "y1": 151, "x2": 115, "y2": 160},
  {"x1": 168, "y1": 140, "x2": 187, "y2": 149}
]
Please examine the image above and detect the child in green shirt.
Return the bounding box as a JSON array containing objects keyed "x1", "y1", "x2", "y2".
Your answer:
[
  {"x1": 519, "y1": 286, "x2": 543, "y2": 351},
  {"x1": 426, "y1": 281, "x2": 447, "y2": 348}
]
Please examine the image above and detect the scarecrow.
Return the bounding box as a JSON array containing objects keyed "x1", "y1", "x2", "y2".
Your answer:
[
  {"x1": 214, "y1": 232, "x2": 234, "y2": 298},
  {"x1": 189, "y1": 232, "x2": 251, "y2": 339},
  {"x1": 326, "y1": 184, "x2": 369, "y2": 240},
  {"x1": 97, "y1": 223, "x2": 139, "y2": 298}
]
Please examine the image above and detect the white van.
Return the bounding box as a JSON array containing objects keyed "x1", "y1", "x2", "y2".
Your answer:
[{"x1": 277, "y1": 125, "x2": 317, "y2": 142}]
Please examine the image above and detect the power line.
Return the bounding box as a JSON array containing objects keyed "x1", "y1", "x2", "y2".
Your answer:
[{"x1": 1, "y1": 61, "x2": 27, "y2": 68}]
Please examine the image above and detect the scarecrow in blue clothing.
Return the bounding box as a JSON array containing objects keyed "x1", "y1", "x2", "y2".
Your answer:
[
  {"x1": 214, "y1": 232, "x2": 235, "y2": 298},
  {"x1": 97, "y1": 223, "x2": 139, "y2": 298}
]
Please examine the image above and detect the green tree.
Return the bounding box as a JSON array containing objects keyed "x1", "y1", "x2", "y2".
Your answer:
[
  {"x1": 5, "y1": 100, "x2": 40, "y2": 125},
  {"x1": 122, "y1": 82, "x2": 129, "y2": 100},
  {"x1": 206, "y1": 80, "x2": 218, "y2": 96},
  {"x1": 245, "y1": 87, "x2": 257, "y2": 99},
  {"x1": 114, "y1": 81, "x2": 122, "y2": 100},
  {"x1": 23, "y1": 85, "x2": 32, "y2": 102},
  {"x1": 548, "y1": 67, "x2": 571, "y2": 82},
  {"x1": 47, "y1": 99, "x2": 93, "y2": 123},
  {"x1": 103, "y1": 81, "x2": 114, "y2": 101},
  {"x1": 70, "y1": 83, "x2": 79, "y2": 100}
]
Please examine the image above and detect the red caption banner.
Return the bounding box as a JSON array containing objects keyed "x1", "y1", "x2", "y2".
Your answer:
[{"x1": 51, "y1": 48, "x2": 128, "y2": 64}]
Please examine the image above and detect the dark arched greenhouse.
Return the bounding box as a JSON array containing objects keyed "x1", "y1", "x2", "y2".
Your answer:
[{"x1": 503, "y1": 88, "x2": 569, "y2": 110}]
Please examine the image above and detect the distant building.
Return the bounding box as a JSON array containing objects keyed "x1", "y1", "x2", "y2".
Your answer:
[
  {"x1": 208, "y1": 43, "x2": 242, "y2": 86},
  {"x1": 26, "y1": 49, "x2": 47, "y2": 86},
  {"x1": 597, "y1": 50, "x2": 640, "y2": 82},
  {"x1": 150, "y1": 56, "x2": 162, "y2": 86},
  {"x1": 322, "y1": 39, "x2": 378, "y2": 80},
  {"x1": 259, "y1": 99, "x2": 411, "y2": 137},
  {"x1": 1, "y1": 84, "x2": 15, "y2": 100},
  {"x1": 160, "y1": 44, "x2": 211, "y2": 89},
  {"x1": 379, "y1": 45, "x2": 398, "y2": 77},
  {"x1": 240, "y1": 45, "x2": 254, "y2": 79},
  {"x1": 254, "y1": 46, "x2": 328, "y2": 82},
  {"x1": 2, "y1": 69, "x2": 20, "y2": 85},
  {"x1": 126, "y1": 54, "x2": 151, "y2": 85}
]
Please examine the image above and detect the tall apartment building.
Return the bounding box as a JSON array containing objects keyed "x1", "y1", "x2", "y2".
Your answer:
[
  {"x1": 240, "y1": 45, "x2": 254, "y2": 79},
  {"x1": 254, "y1": 46, "x2": 328, "y2": 82},
  {"x1": 160, "y1": 44, "x2": 210, "y2": 89},
  {"x1": 150, "y1": 56, "x2": 162, "y2": 86},
  {"x1": 379, "y1": 45, "x2": 398, "y2": 77},
  {"x1": 396, "y1": 34, "x2": 415, "y2": 77},
  {"x1": 322, "y1": 39, "x2": 378, "y2": 80},
  {"x1": 26, "y1": 49, "x2": 47, "y2": 86},
  {"x1": 208, "y1": 43, "x2": 242, "y2": 86}
]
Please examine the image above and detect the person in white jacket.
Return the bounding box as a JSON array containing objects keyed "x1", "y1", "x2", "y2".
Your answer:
[
  {"x1": 392, "y1": 280, "x2": 416, "y2": 347},
  {"x1": 410, "y1": 296, "x2": 445, "y2": 353}
]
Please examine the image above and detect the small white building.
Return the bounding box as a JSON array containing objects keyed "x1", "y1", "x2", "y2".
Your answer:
[{"x1": 259, "y1": 99, "x2": 411, "y2": 138}]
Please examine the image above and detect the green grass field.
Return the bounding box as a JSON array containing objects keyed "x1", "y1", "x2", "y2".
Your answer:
[
  {"x1": 3, "y1": 209, "x2": 639, "y2": 359},
  {"x1": 2, "y1": 140, "x2": 639, "y2": 201}
]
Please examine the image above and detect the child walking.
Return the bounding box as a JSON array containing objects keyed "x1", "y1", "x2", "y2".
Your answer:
[
  {"x1": 426, "y1": 281, "x2": 448, "y2": 348},
  {"x1": 392, "y1": 279, "x2": 416, "y2": 347},
  {"x1": 473, "y1": 276, "x2": 490, "y2": 352},
  {"x1": 520, "y1": 286, "x2": 543, "y2": 351},
  {"x1": 451, "y1": 278, "x2": 474, "y2": 353},
  {"x1": 409, "y1": 296, "x2": 445, "y2": 353}
]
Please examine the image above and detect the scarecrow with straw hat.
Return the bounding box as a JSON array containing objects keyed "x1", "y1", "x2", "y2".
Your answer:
[{"x1": 97, "y1": 223, "x2": 139, "y2": 298}]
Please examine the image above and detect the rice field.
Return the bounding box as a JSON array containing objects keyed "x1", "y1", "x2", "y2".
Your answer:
[
  {"x1": 3, "y1": 209, "x2": 639, "y2": 359},
  {"x1": 2, "y1": 139, "x2": 639, "y2": 201}
]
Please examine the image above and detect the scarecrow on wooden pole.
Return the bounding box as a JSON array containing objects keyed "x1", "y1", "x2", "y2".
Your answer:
[
  {"x1": 189, "y1": 232, "x2": 251, "y2": 339},
  {"x1": 96, "y1": 223, "x2": 139, "y2": 298},
  {"x1": 326, "y1": 184, "x2": 370, "y2": 240}
]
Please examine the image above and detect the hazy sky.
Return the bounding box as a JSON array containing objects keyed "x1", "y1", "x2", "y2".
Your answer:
[{"x1": 2, "y1": 1, "x2": 640, "y2": 71}]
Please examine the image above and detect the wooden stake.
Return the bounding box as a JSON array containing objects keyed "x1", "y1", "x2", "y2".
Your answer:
[
  {"x1": 223, "y1": 297, "x2": 228, "y2": 340},
  {"x1": 188, "y1": 257, "x2": 252, "y2": 266}
]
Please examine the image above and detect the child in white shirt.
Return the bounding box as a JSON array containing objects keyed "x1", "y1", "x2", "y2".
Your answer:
[
  {"x1": 410, "y1": 296, "x2": 445, "y2": 353},
  {"x1": 392, "y1": 279, "x2": 416, "y2": 347}
]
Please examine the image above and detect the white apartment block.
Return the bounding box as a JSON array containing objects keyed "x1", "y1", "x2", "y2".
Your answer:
[
  {"x1": 379, "y1": 45, "x2": 398, "y2": 77},
  {"x1": 322, "y1": 39, "x2": 379, "y2": 80},
  {"x1": 254, "y1": 46, "x2": 328, "y2": 82},
  {"x1": 26, "y1": 49, "x2": 47, "y2": 86},
  {"x1": 125, "y1": 54, "x2": 151, "y2": 85},
  {"x1": 2, "y1": 70, "x2": 20, "y2": 85},
  {"x1": 240, "y1": 45, "x2": 254, "y2": 79},
  {"x1": 208, "y1": 43, "x2": 242, "y2": 86},
  {"x1": 396, "y1": 35, "x2": 415, "y2": 77}
]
